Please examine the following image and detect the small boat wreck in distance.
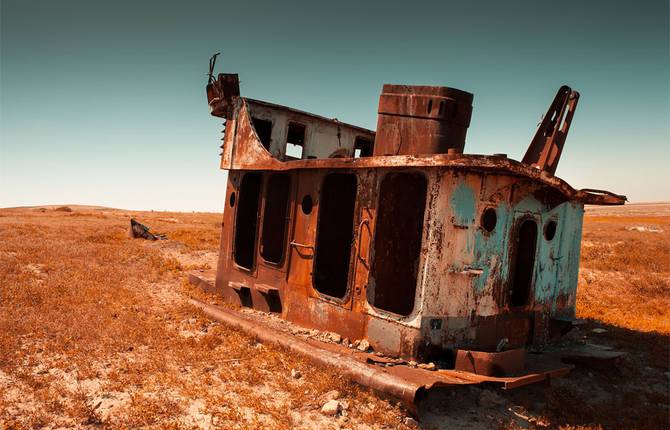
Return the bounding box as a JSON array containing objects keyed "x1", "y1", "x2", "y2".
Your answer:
[{"x1": 190, "y1": 54, "x2": 626, "y2": 407}]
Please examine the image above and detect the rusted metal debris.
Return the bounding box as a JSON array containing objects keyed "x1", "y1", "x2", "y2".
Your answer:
[
  {"x1": 523, "y1": 85, "x2": 580, "y2": 175},
  {"x1": 190, "y1": 54, "x2": 627, "y2": 408},
  {"x1": 190, "y1": 297, "x2": 574, "y2": 408},
  {"x1": 129, "y1": 219, "x2": 166, "y2": 240}
]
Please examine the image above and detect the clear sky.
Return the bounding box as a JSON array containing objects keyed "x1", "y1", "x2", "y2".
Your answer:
[{"x1": 1, "y1": 0, "x2": 668, "y2": 211}]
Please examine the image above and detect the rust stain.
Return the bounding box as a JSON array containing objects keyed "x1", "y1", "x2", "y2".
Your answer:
[{"x1": 194, "y1": 54, "x2": 626, "y2": 407}]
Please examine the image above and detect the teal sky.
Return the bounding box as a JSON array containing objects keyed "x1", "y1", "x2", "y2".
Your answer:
[{"x1": 1, "y1": 0, "x2": 668, "y2": 211}]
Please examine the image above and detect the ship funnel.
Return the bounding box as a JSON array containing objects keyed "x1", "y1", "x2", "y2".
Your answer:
[{"x1": 373, "y1": 85, "x2": 473, "y2": 156}]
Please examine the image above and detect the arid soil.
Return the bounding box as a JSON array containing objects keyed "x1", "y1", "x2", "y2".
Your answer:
[{"x1": 1, "y1": 203, "x2": 668, "y2": 429}]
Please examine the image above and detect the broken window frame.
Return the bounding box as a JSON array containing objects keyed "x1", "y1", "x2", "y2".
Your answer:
[
  {"x1": 251, "y1": 117, "x2": 273, "y2": 152},
  {"x1": 353, "y1": 136, "x2": 374, "y2": 158},
  {"x1": 232, "y1": 172, "x2": 263, "y2": 272},
  {"x1": 311, "y1": 172, "x2": 359, "y2": 302},
  {"x1": 368, "y1": 170, "x2": 428, "y2": 318},
  {"x1": 284, "y1": 121, "x2": 307, "y2": 160},
  {"x1": 259, "y1": 173, "x2": 293, "y2": 267}
]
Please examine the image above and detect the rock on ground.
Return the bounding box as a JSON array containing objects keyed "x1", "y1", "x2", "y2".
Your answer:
[
  {"x1": 357, "y1": 339, "x2": 370, "y2": 351},
  {"x1": 321, "y1": 400, "x2": 341, "y2": 416}
]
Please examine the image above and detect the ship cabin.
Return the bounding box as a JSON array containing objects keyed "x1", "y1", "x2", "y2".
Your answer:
[{"x1": 203, "y1": 72, "x2": 625, "y2": 363}]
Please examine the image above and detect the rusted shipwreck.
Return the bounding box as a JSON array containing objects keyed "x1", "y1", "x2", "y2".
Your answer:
[{"x1": 190, "y1": 56, "x2": 626, "y2": 407}]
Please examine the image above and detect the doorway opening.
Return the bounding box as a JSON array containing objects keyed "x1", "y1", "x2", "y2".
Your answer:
[
  {"x1": 260, "y1": 173, "x2": 292, "y2": 265},
  {"x1": 313, "y1": 173, "x2": 358, "y2": 299},
  {"x1": 510, "y1": 218, "x2": 538, "y2": 307},
  {"x1": 233, "y1": 173, "x2": 262, "y2": 270},
  {"x1": 370, "y1": 172, "x2": 427, "y2": 316}
]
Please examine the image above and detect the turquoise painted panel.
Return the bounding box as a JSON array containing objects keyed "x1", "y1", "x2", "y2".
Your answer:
[
  {"x1": 553, "y1": 202, "x2": 584, "y2": 315},
  {"x1": 448, "y1": 177, "x2": 584, "y2": 314},
  {"x1": 514, "y1": 195, "x2": 542, "y2": 213},
  {"x1": 472, "y1": 203, "x2": 512, "y2": 293},
  {"x1": 450, "y1": 182, "x2": 476, "y2": 226},
  {"x1": 534, "y1": 204, "x2": 566, "y2": 304},
  {"x1": 529, "y1": 202, "x2": 583, "y2": 311}
]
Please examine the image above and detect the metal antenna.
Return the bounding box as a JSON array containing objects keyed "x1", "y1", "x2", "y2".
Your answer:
[{"x1": 208, "y1": 52, "x2": 220, "y2": 84}]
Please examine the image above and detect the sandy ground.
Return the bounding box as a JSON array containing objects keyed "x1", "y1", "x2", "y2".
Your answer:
[{"x1": 1, "y1": 203, "x2": 668, "y2": 429}]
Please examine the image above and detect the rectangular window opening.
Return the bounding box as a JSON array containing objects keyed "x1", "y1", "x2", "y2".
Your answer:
[
  {"x1": 260, "y1": 173, "x2": 292, "y2": 265},
  {"x1": 370, "y1": 172, "x2": 427, "y2": 316},
  {"x1": 285, "y1": 122, "x2": 306, "y2": 159},
  {"x1": 251, "y1": 117, "x2": 272, "y2": 151},
  {"x1": 313, "y1": 173, "x2": 358, "y2": 299},
  {"x1": 233, "y1": 173, "x2": 262, "y2": 270},
  {"x1": 354, "y1": 137, "x2": 373, "y2": 158}
]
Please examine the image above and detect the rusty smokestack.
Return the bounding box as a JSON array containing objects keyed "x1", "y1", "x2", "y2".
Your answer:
[{"x1": 373, "y1": 85, "x2": 473, "y2": 156}]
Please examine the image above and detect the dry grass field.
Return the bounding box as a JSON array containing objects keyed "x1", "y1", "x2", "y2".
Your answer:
[{"x1": 1, "y1": 203, "x2": 668, "y2": 429}]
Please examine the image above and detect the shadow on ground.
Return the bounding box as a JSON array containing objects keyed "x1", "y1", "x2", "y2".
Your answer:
[{"x1": 415, "y1": 321, "x2": 669, "y2": 429}]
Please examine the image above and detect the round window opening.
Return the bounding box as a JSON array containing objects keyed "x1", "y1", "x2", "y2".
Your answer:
[
  {"x1": 301, "y1": 195, "x2": 313, "y2": 215},
  {"x1": 544, "y1": 220, "x2": 557, "y2": 241},
  {"x1": 229, "y1": 192, "x2": 236, "y2": 207},
  {"x1": 481, "y1": 208, "x2": 497, "y2": 232}
]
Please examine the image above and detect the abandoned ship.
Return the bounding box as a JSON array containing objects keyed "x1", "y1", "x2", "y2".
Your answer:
[{"x1": 189, "y1": 55, "x2": 626, "y2": 405}]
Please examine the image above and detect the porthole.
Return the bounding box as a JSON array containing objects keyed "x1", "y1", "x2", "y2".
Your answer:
[
  {"x1": 544, "y1": 220, "x2": 557, "y2": 241},
  {"x1": 229, "y1": 192, "x2": 236, "y2": 207},
  {"x1": 481, "y1": 208, "x2": 497, "y2": 232},
  {"x1": 301, "y1": 195, "x2": 313, "y2": 215}
]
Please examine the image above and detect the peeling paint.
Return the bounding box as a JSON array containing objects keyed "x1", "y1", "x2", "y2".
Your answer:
[
  {"x1": 472, "y1": 203, "x2": 512, "y2": 294},
  {"x1": 203, "y1": 68, "x2": 625, "y2": 363},
  {"x1": 450, "y1": 182, "x2": 476, "y2": 226}
]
